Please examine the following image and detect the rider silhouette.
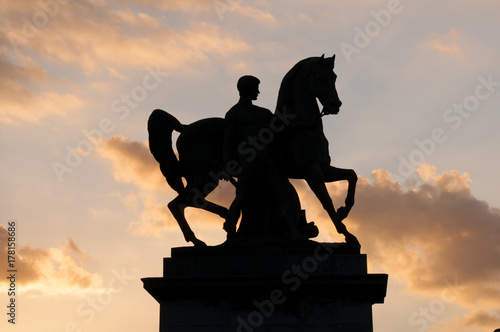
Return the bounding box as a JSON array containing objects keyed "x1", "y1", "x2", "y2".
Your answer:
[
  {"x1": 222, "y1": 75, "x2": 313, "y2": 241},
  {"x1": 222, "y1": 75, "x2": 273, "y2": 237}
]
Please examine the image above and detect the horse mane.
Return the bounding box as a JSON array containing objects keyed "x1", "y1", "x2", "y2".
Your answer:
[{"x1": 275, "y1": 57, "x2": 319, "y2": 113}]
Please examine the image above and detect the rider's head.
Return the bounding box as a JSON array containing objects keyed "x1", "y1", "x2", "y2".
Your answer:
[{"x1": 237, "y1": 75, "x2": 260, "y2": 100}]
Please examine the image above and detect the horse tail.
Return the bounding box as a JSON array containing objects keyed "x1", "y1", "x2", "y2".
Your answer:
[{"x1": 148, "y1": 109, "x2": 185, "y2": 194}]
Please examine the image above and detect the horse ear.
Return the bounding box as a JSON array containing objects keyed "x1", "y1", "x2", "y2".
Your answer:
[
  {"x1": 323, "y1": 54, "x2": 335, "y2": 68},
  {"x1": 330, "y1": 54, "x2": 336, "y2": 67}
]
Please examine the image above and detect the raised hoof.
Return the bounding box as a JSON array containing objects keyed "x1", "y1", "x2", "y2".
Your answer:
[{"x1": 336, "y1": 206, "x2": 350, "y2": 221}]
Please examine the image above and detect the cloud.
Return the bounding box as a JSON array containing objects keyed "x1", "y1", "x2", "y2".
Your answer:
[
  {"x1": 429, "y1": 28, "x2": 462, "y2": 55},
  {"x1": 0, "y1": 50, "x2": 83, "y2": 125},
  {"x1": 295, "y1": 13, "x2": 315, "y2": 26},
  {"x1": 428, "y1": 308, "x2": 500, "y2": 332},
  {"x1": 114, "y1": 0, "x2": 211, "y2": 12},
  {"x1": 417, "y1": 27, "x2": 496, "y2": 72},
  {"x1": 63, "y1": 237, "x2": 88, "y2": 257},
  {"x1": 97, "y1": 135, "x2": 163, "y2": 190},
  {"x1": 0, "y1": 0, "x2": 249, "y2": 125},
  {"x1": 2, "y1": 1, "x2": 249, "y2": 75},
  {"x1": 346, "y1": 164, "x2": 500, "y2": 309},
  {"x1": 233, "y1": 4, "x2": 278, "y2": 25},
  {"x1": 125, "y1": 191, "x2": 172, "y2": 236},
  {"x1": 0, "y1": 227, "x2": 106, "y2": 295},
  {"x1": 98, "y1": 135, "x2": 178, "y2": 237},
  {"x1": 461, "y1": 309, "x2": 500, "y2": 329}
]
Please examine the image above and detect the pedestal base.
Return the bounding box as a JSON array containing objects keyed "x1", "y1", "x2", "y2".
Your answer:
[{"x1": 142, "y1": 243, "x2": 388, "y2": 332}]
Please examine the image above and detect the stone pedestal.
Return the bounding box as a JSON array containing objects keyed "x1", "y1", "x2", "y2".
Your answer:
[{"x1": 142, "y1": 243, "x2": 388, "y2": 332}]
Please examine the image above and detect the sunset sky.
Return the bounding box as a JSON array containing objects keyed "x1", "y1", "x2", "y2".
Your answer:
[{"x1": 1, "y1": 0, "x2": 500, "y2": 331}]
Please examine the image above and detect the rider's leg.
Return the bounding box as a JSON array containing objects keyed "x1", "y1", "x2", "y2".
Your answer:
[{"x1": 223, "y1": 193, "x2": 242, "y2": 237}]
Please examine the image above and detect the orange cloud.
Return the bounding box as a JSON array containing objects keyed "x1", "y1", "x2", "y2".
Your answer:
[
  {"x1": 428, "y1": 308, "x2": 500, "y2": 332},
  {"x1": 2, "y1": 1, "x2": 249, "y2": 75},
  {"x1": 0, "y1": 0, "x2": 249, "y2": 125},
  {"x1": 98, "y1": 135, "x2": 180, "y2": 237},
  {"x1": 114, "y1": 0, "x2": 211, "y2": 12},
  {"x1": 0, "y1": 227, "x2": 105, "y2": 295},
  {"x1": 98, "y1": 135, "x2": 164, "y2": 190},
  {"x1": 346, "y1": 165, "x2": 500, "y2": 302},
  {"x1": 432, "y1": 40, "x2": 461, "y2": 54},
  {"x1": 125, "y1": 191, "x2": 173, "y2": 237},
  {"x1": 233, "y1": 4, "x2": 278, "y2": 25},
  {"x1": 461, "y1": 309, "x2": 500, "y2": 329},
  {"x1": 426, "y1": 28, "x2": 463, "y2": 55},
  {"x1": 0, "y1": 50, "x2": 83, "y2": 125}
]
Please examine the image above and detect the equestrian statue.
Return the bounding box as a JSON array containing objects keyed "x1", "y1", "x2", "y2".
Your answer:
[{"x1": 147, "y1": 54, "x2": 358, "y2": 248}]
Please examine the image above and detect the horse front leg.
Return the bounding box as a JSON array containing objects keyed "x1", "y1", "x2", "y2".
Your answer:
[
  {"x1": 323, "y1": 166, "x2": 357, "y2": 220},
  {"x1": 304, "y1": 164, "x2": 358, "y2": 246}
]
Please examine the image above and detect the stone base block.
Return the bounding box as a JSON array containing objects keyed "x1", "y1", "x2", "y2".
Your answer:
[{"x1": 142, "y1": 243, "x2": 388, "y2": 332}]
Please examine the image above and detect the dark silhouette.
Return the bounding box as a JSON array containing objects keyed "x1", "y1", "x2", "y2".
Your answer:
[
  {"x1": 222, "y1": 75, "x2": 270, "y2": 237},
  {"x1": 148, "y1": 54, "x2": 358, "y2": 247},
  {"x1": 222, "y1": 75, "x2": 317, "y2": 243}
]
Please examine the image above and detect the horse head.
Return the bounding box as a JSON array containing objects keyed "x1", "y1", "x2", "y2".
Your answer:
[{"x1": 310, "y1": 54, "x2": 342, "y2": 116}]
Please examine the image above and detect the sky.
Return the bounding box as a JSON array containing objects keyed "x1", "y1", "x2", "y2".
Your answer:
[{"x1": 1, "y1": 0, "x2": 500, "y2": 331}]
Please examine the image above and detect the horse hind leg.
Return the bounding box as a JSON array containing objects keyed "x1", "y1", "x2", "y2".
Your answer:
[
  {"x1": 184, "y1": 176, "x2": 229, "y2": 218},
  {"x1": 186, "y1": 192, "x2": 228, "y2": 219},
  {"x1": 184, "y1": 178, "x2": 230, "y2": 234},
  {"x1": 168, "y1": 193, "x2": 207, "y2": 247}
]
